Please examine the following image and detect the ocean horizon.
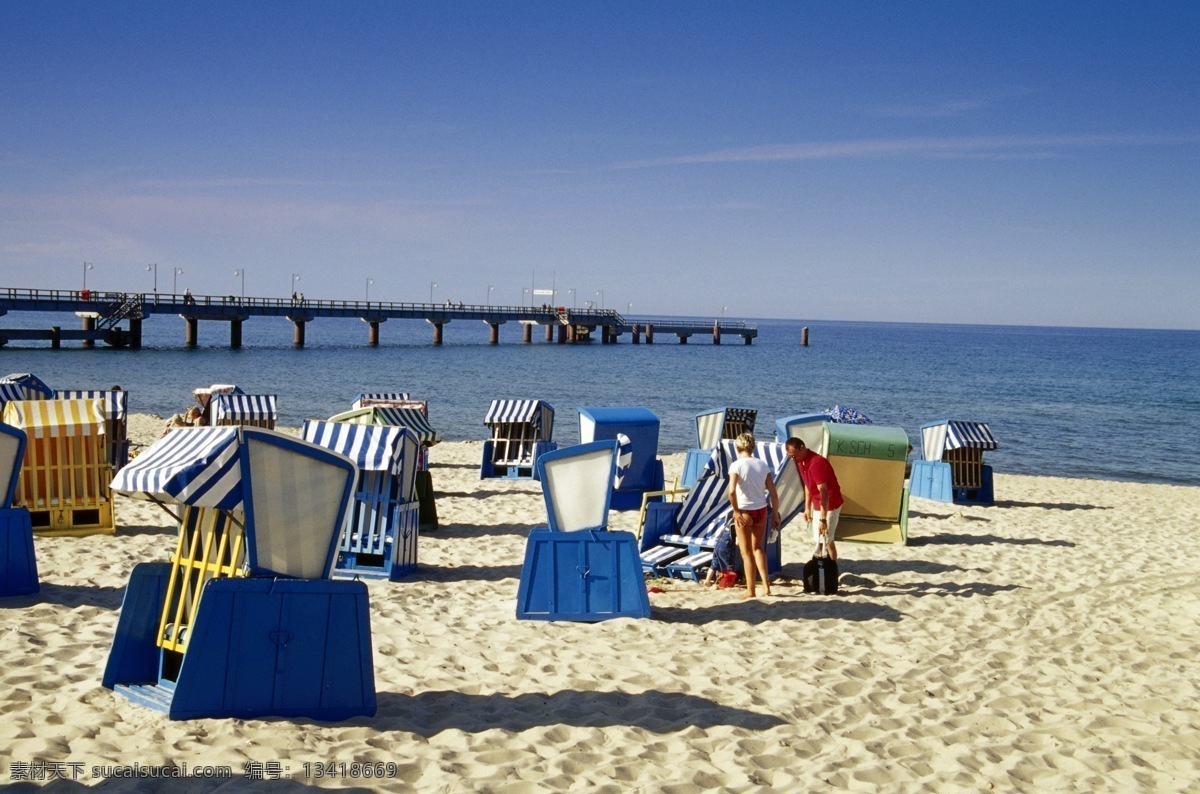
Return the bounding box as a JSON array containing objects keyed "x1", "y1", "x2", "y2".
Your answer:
[{"x1": 2, "y1": 310, "x2": 1197, "y2": 487}]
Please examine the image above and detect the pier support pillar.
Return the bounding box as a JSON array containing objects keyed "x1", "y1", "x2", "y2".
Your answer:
[
  {"x1": 293, "y1": 320, "x2": 306, "y2": 348},
  {"x1": 545, "y1": 324, "x2": 554, "y2": 342},
  {"x1": 230, "y1": 319, "x2": 243, "y2": 349},
  {"x1": 50, "y1": 326, "x2": 61, "y2": 349},
  {"x1": 489, "y1": 323, "x2": 500, "y2": 345},
  {"x1": 523, "y1": 323, "x2": 533, "y2": 344},
  {"x1": 129, "y1": 317, "x2": 143, "y2": 349},
  {"x1": 646, "y1": 324, "x2": 654, "y2": 344},
  {"x1": 801, "y1": 326, "x2": 809, "y2": 347},
  {"x1": 368, "y1": 321, "x2": 380, "y2": 347},
  {"x1": 678, "y1": 334, "x2": 689, "y2": 344},
  {"x1": 557, "y1": 324, "x2": 567, "y2": 344},
  {"x1": 712, "y1": 321, "x2": 721, "y2": 345},
  {"x1": 81, "y1": 315, "x2": 95, "y2": 348},
  {"x1": 432, "y1": 321, "x2": 444, "y2": 346},
  {"x1": 631, "y1": 324, "x2": 640, "y2": 344},
  {"x1": 184, "y1": 317, "x2": 198, "y2": 348},
  {"x1": 744, "y1": 334, "x2": 753, "y2": 345}
]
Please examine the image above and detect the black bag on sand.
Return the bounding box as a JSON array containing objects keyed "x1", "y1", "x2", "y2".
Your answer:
[{"x1": 803, "y1": 535, "x2": 839, "y2": 595}]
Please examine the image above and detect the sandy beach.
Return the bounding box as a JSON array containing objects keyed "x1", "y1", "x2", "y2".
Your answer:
[{"x1": 1, "y1": 412, "x2": 1198, "y2": 792}]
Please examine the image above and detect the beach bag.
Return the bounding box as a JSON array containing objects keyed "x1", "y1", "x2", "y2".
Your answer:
[{"x1": 803, "y1": 533, "x2": 839, "y2": 595}]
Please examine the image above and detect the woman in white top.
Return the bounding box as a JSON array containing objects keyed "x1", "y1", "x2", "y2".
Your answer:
[{"x1": 727, "y1": 432, "x2": 780, "y2": 599}]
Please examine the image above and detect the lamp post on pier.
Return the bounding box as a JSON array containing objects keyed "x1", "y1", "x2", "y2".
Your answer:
[
  {"x1": 567, "y1": 287, "x2": 576, "y2": 309},
  {"x1": 366, "y1": 278, "x2": 374, "y2": 302},
  {"x1": 290, "y1": 273, "x2": 301, "y2": 301},
  {"x1": 173, "y1": 267, "x2": 184, "y2": 295},
  {"x1": 486, "y1": 284, "x2": 495, "y2": 305},
  {"x1": 429, "y1": 281, "x2": 437, "y2": 304},
  {"x1": 522, "y1": 287, "x2": 531, "y2": 306},
  {"x1": 146, "y1": 263, "x2": 157, "y2": 292},
  {"x1": 234, "y1": 268, "x2": 245, "y2": 298},
  {"x1": 82, "y1": 261, "x2": 93, "y2": 290},
  {"x1": 595, "y1": 289, "x2": 605, "y2": 310}
]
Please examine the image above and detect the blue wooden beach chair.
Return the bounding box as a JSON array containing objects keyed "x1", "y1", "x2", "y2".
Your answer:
[
  {"x1": 910, "y1": 420, "x2": 998, "y2": 506},
  {"x1": 0, "y1": 421, "x2": 37, "y2": 597},
  {"x1": 481, "y1": 399, "x2": 558, "y2": 480},
  {"x1": 303, "y1": 419, "x2": 421, "y2": 580},
  {"x1": 639, "y1": 440, "x2": 805, "y2": 582},
  {"x1": 577, "y1": 406, "x2": 664, "y2": 510},
  {"x1": 103, "y1": 427, "x2": 374, "y2": 720},
  {"x1": 517, "y1": 440, "x2": 651, "y2": 622}
]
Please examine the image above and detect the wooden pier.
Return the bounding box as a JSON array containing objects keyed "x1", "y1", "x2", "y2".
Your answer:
[{"x1": 0, "y1": 288, "x2": 758, "y2": 349}]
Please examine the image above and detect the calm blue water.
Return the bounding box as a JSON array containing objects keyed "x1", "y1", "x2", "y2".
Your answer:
[{"x1": 2, "y1": 312, "x2": 1198, "y2": 485}]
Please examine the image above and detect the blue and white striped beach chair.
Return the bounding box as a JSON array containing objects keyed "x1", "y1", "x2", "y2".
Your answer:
[
  {"x1": 481, "y1": 399, "x2": 557, "y2": 479},
  {"x1": 681, "y1": 407, "x2": 757, "y2": 488},
  {"x1": 302, "y1": 419, "x2": 421, "y2": 580},
  {"x1": 210, "y1": 393, "x2": 277, "y2": 430},
  {"x1": 328, "y1": 401, "x2": 441, "y2": 531},
  {"x1": 639, "y1": 440, "x2": 805, "y2": 581},
  {"x1": 910, "y1": 420, "x2": 999, "y2": 505}
]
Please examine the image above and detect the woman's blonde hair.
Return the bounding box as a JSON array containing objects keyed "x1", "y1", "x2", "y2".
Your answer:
[{"x1": 735, "y1": 432, "x2": 756, "y2": 452}]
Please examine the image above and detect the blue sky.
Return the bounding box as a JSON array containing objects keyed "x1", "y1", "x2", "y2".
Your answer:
[{"x1": 2, "y1": 2, "x2": 1197, "y2": 328}]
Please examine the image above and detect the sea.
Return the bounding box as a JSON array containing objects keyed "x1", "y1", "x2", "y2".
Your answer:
[{"x1": 2, "y1": 312, "x2": 1197, "y2": 486}]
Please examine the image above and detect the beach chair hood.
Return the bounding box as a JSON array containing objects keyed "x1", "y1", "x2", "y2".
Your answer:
[
  {"x1": 484, "y1": 399, "x2": 555, "y2": 441},
  {"x1": 112, "y1": 427, "x2": 356, "y2": 578},
  {"x1": 212, "y1": 393, "x2": 277, "y2": 425},
  {"x1": 1, "y1": 398, "x2": 105, "y2": 439},
  {"x1": 328, "y1": 405, "x2": 441, "y2": 447},
  {"x1": 536, "y1": 440, "x2": 618, "y2": 532},
  {"x1": 695, "y1": 407, "x2": 757, "y2": 450},
  {"x1": 56, "y1": 389, "x2": 128, "y2": 421},
  {"x1": 921, "y1": 420, "x2": 999, "y2": 461},
  {"x1": 0, "y1": 373, "x2": 54, "y2": 401},
  {"x1": 302, "y1": 419, "x2": 419, "y2": 494}
]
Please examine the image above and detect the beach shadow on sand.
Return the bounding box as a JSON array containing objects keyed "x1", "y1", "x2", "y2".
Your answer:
[
  {"x1": 414, "y1": 563, "x2": 522, "y2": 583},
  {"x1": 0, "y1": 582, "x2": 126, "y2": 611},
  {"x1": 838, "y1": 576, "x2": 1023, "y2": 598},
  {"x1": 437, "y1": 488, "x2": 535, "y2": 500},
  {"x1": 651, "y1": 598, "x2": 903, "y2": 625},
  {"x1": 907, "y1": 533, "x2": 1075, "y2": 547},
  {"x1": 992, "y1": 499, "x2": 1111, "y2": 511},
  {"x1": 363, "y1": 689, "x2": 786, "y2": 736},
  {"x1": 427, "y1": 522, "x2": 532, "y2": 538}
]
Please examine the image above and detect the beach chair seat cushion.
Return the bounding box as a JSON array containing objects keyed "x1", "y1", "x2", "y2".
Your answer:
[
  {"x1": 640, "y1": 544, "x2": 687, "y2": 572},
  {"x1": 665, "y1": 550, "x2": 713, "y2": 581}
]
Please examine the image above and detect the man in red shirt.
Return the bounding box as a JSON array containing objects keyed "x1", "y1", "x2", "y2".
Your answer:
[{"x1": 786, "y1": 437, "x2": 845, "y2": 561}]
